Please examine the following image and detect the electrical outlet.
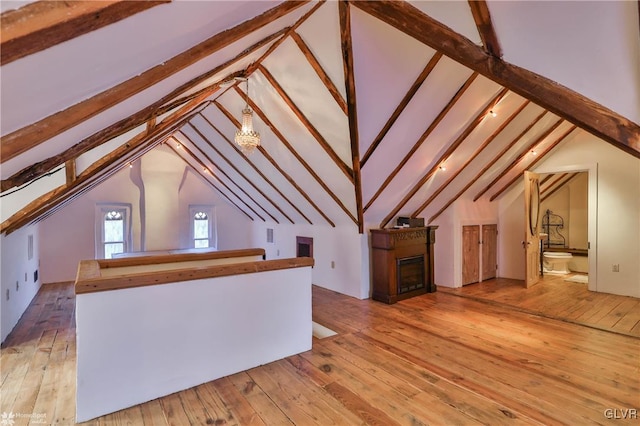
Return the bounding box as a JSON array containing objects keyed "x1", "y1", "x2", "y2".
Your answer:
[
  {"x1": 612, "y1": 264, "x2": 620, "y2": 272},
  {"x1": 277, "y1": 249, "x2": 280, "y2": 256},
  {"x1": 24, "y1": 272, "x2": 27, "y2": 281},
  {"x1": 331, "y1": 260, "x2": 335, "y2": 269},
  {"x1": 6, "y1": 289, "x2": 9, "y2": 301},
  {"x1": 16, "y1": 281, "x2": 19, "y2": 292}
]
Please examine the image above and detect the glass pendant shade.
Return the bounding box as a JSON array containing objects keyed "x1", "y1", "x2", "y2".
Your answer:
[
  {"x1": 234, "y1": 78, "x2": 260, "y2": 155},
  {"x1": 235, "y1": 107, "x2": 260, "y2": 155}
]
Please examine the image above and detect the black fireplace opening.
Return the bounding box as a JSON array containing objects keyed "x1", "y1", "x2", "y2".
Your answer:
[
  {"x1": 296, "y1": 236, "x2": 313, "y2": 258},
  {"x1": 397, "y1": 255, "x2": 425, "y2": 294}
]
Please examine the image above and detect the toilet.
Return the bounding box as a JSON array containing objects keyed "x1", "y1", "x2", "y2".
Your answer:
[{"x1": 543, "y1": 252, "x2": 573, "y2": 274}]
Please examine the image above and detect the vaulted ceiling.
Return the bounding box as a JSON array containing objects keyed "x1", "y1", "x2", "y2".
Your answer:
[{"x1": 1, "y1": 0, "x2": 639, "y2": 235}]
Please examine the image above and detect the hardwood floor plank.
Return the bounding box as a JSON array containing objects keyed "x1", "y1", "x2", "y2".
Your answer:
[
  {"x1": 209, "y1": 377, "x2": 266, "y2": 426},
  {"x1": 1, "y1": 281, "x2": 638, "y2": 426},
  {"x1": 227, "y1": 371, "x2": 294, "y2": 425}
]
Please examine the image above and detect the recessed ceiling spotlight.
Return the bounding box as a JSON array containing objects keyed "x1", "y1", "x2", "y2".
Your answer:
[
  {"x1": 439, "y1": 164, "x2": 447, "y2": 172},
  {"x1": 128, "y1": 162, "x2": 133, "y2": 169},
  {"x1": 489, "y1": 110, "x2": 497, "y2": 118},
  {"x1": 531, "y1": 150, "x2": 537, "y2": 156},
  {"x1": 176, "y1": 142, "x2": 182, "y2": 149}
]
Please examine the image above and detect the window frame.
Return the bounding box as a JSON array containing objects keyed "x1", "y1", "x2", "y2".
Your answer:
[
  {"x1": 189, "y1": 205, "x2": 217, "y2": 250},
  {"x1": 95, "y1": 203, "x2": 132, "y2": 259}
]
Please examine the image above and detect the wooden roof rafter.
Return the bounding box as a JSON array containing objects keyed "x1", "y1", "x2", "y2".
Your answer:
[
  {"x1": 180, "y1": 126, "x2": 284, "y2": 224},
  {"x1": 361, "y1": 51, "x2": 444, "y2": 167},
  {"x1": 1, "y1": 125, "x2": 170, "y2": 235},
  {"x1": 196, "y1": 112, "x2": 309, "y2": 225},
  {"x1": 245, "y1": 0, "x2": 325, "y2": 76},
  {"x1": 212, "y1": 96, "x2": 316, "y2": 226},
  {"x1": 364, "y1": 71, "x2": 479, "y2": 212},
  {"x1": 411, "y1": 99, "x2": 531, "y2": 218},
  {"x1": 257, "y1": 64, "x2": 355, "y2": 183},
  {"x1": 291, "y1": 31, "x2": 348, "y2": 115},
  {"x1": 166, "y1": 141, "x2": 255, "y2": 222},
  {"x1": 0, "y1": 0, "x2": 169, "y2": 65},
  {"x1": 215, "y1": 98, "x2": 356, "y2": 226},
  {"x1": 339, "y1": 0, "x2": 364, "y2": 234},
  {"x1": 489, "y1": 126, "x2": 578, "y2": 201},
  {"x1": 541, "y1": 173, "x2": 578, "y2": 203},
  {"x1": 428, "y1": 108, "x2": 551, "y2": 223},
  {"x1": 1, "y1": 1, "x2": 309, "y2": 163},
  {"x1": 353, "y1": 0, "x2": 640, "y2": 159},
  {"x1": 379, "y1": 87, "x2": 509, "y2": 228},
  {"x1": 2, "y1": 18, "x2": 297, "y2": 190},
  {"x1": 468, "y1": 0, "x2": 502, "y2": 58},
  {"x1": 474, "y1": 118, "x2": 564, "y2": 201},
  {"x1": 175, "y1": 133, "x2": 268, "y2": 222}
]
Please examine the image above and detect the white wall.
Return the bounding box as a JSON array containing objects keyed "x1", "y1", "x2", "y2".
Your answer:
[
  {"x1": 499, "y1": 133, "x2": 640, "y2": 298},
  {"x1": 40, "y1": 146, "x2": 251, "y2": 283},
  {"x1": 76, "y1": 266, "x2": 312, "y2": 422},
  {"x1": 1, "y1": 223, "x2": 41, "y2": 343},
  {"x1": 250, "y1": 221, "x2": 368, "y2": 299}
]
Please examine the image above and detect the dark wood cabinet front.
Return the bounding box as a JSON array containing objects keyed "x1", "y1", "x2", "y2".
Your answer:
[{"x1": 371, "y1": 226, "x2": 437, "y2": 304}]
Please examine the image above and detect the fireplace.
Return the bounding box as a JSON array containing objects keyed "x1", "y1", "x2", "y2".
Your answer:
[
  {"x1": 397, "y1": 256, "x2": 425, "y2": 294},
  {"x1": 371, "y1": 226, "x2": 437, "y2": 304},
  {"x1": 296, "y1": 236, "x2": 313, "y2": 258}
]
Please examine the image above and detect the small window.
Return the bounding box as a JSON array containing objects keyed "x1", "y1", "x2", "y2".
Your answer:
[
  {"x1": 193, "y1": 211, "x2": 209, "y2": 248},
  {"x1": 190, "y1": 205, "x2": 216, "y2": 249},
  {"x1": 96, "y1": 204, "x2": 131, "y2": 259}
]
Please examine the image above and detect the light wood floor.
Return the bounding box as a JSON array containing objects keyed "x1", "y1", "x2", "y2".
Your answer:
[
  {"x1": 441, "y1": 274, "x2": 640, "y2": 338},
  {"x1": 1, "y1": 280, "x2": 639, "y2": 425}
]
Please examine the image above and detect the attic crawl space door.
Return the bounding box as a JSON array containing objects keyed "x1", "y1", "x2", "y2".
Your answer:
[{"x1": 462, "y1": 225, "x2": 498, "y2": 285}]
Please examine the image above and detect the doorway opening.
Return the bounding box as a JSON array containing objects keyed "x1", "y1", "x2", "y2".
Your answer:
[{"x1": 528, "y1": 164, "x2": 596, "y2": 291}]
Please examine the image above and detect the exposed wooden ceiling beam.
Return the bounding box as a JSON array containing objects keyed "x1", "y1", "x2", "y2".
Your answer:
[
  {"x1": 218, "y1": 92, "x2": 316, "y2": 226},
  {"x1": 64, "y1": 159, "x2": 76, "y2": 185},
  {"x1": 183, "y1": 124, "x2": 284, "y2": 224},
  {"x1": 353, "y1": 0, "x2": 640, "y2": 159},
  {"x1": 339, "y1": 0, "x2": 364, "y2": 234},
  {"x1": 258, "y1": 64, "x2": 355, "y2": 183},
  {"x1": 245, "y1": 0, "x2": 325, "y2": 76},
  {"x1": 361, "y1": 51, "x2": 443, "y2": 167},
  {"x1": 167, "y1": 141, "x2": 255, "y2": 222},
  {"x1": 412, "y1": 99, "x2": 530, "y2": 217},
  {"x1": 0, "y1": 0, "x2": 168, "y2": 65},
  {"x1": 1, "y1": 1, "x2": 308, "y2": 163},
  {"x1": 429, "y1": 108, "x2": 550, "y2": 223},
  {"x1": 291, "y1": 30, "x2": 348, "y2": 115},
  {"x1": 468, "y1": 0, "x2": 502, "y2": 58},
  {"x1": 380, "y1": 87, "x2": 509, "y2": 228},
  {"x1": 541, "y1": 173, "x2": 577, "y2": 203},
  {"x1": 177, "y1": 132, "x2": 267, "y2": 222},
  {"x1": 216, "y1": 98, "x2": 337, "y2": 227},
  {"x1": 2, "y1": 84, "x2": 220, "y2": 193},
  {"x1": 490, "y1": 126, "x2": 578, "y2": 201},
  {"x1": 2, "y1": 126, "x2": 168, "y2": 235},
  {"x1": 196, "y1": 113, "x2": 303, "y2": 225},
  {"x1": 364, "y1": 72, "x2": 479, "y2": 212},
  {"x1": 474, "y1": 118, "x2": 564, "y2": 201},
  {"x1": 2, "y1": 97, "x2": 210, "y2": 234},
  {"x1": 2, "y1": 21, "x2": 287, "y2": 189}
]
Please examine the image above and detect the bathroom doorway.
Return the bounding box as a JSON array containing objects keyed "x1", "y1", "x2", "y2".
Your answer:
[{"x1": 530, "y1": 164, "x2": 597, "y2": 291}]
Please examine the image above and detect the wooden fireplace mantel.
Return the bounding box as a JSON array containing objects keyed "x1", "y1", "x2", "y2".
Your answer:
[{"x1": 371, "y1": 226, "x2": 437, "y2": 304}]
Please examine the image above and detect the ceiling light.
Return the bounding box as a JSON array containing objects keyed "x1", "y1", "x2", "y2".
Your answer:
[
  {"x1": 531, "y1": 150, "x2": 537, "y2": 156},
  {"x1": 176, "y1": 142, "x2": 182, "y2": 149},
  {"x1": 439, "y1": 164, "x2": 447, "y2": 172},
  {"x1": 234, "y1": 78, "x2": 260, "y2": 155},
  {"x1": 489, "y1": 110, "x2": 497, "y2": 118},
  {"x1": 128, "y1": 162, "x2": 133, "y2": 169}
]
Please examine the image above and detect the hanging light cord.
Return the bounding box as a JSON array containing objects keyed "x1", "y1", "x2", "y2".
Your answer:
[{"x1": 1, "y1": 166, "x2": 64, "y2": 197}]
